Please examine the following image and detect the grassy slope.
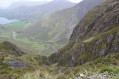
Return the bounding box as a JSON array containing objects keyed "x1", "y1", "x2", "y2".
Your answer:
[
  {"x1": 0, "y1": 52, "x2": 119, "y2": 79},
  {"x1": 18, "y1": 53, "x2": 119, "y2": 79}
]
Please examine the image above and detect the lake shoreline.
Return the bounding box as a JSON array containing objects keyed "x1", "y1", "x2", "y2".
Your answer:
[{"x1": 0, "y1": 17, "x2": 19, "y2": 24}]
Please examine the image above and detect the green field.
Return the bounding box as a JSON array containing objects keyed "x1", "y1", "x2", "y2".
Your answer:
[{"x1": 6, "y1": 22, "x2": 32, "y2": 27}]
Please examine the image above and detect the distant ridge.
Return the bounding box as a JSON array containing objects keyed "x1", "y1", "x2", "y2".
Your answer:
[{"x1": 0, "y1": 0, "x2": 76, "y2": 21}]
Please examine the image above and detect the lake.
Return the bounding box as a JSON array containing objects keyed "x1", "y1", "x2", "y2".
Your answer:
[{"x1": 0, "y1": 17, "x2": 19, "y2": 24}]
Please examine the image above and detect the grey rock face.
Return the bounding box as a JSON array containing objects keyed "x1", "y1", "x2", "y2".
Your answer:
[
  {"x1": 8, "y1": 61, "x2": 26, "y2": 67},
  {"x1": 4, "y1": 61, "x2": 26, "y2": 67}
]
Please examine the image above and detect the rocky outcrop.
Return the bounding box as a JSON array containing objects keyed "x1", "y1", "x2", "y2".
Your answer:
[
  {"x1": 0, "y1": 41, "x2": 25, "y2": 56},
  {"x1": 4, "y1": 61, "x2": 26, "y2": 67},
  {"x1": 48, "y1": 0, "x2": 119, "y2": 66}
]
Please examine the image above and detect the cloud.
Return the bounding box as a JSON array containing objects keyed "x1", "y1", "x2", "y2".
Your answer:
[
  {"x1": 0, "y1": 0, "x2": 83, "y2": 9},
  {"x1": 0, "y1": 0, "x2": 19, "y2": 8},
  {"x1": 70, "y1": 0, "x2": 83, "y2": 3},
  {"x1": 0, "y1": 0, "x2": 51, "y2": 8}
]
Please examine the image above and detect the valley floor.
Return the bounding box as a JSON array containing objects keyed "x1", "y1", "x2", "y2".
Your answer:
[{"x1": 0, "y1": 22, "x2": 66, "y2": 56}]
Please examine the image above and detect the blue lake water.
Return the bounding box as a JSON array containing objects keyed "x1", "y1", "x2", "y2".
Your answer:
[{"x1": 0, "y1": 17, "x2": 19, "y2": 24}]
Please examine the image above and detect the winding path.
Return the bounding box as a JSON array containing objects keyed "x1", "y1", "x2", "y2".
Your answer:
[{"x1": 12, "y1": 32, "x2": 58, "y2": 52}]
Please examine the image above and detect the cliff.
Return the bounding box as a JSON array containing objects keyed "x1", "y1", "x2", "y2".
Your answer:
[{"x1": 48, "y1": 0, "x2": 119, "y2": 66}]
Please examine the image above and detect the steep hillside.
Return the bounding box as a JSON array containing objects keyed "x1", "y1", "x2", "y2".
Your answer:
[
  {"x1": 25, "y1": 0, "x2": 105, "y2": 42},
  {"x1": 0, "y1": 0, "x2": 75, "y2": 21},
  {"x1": 0, "y1": 41, "x2": 118, "y2": 79},
  {"x1": 0, "y1": 0, "x2": 119, "y2": 79},
  {"x1": 0, "y1": 41, "x2": 119, "y2": 79},
  {"x1": 48, "y1": 0, "x2": 119, "y2": 66}
]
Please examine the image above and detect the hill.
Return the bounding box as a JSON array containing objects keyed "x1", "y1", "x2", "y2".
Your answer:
[
  {"x1": 0, "y1": 41, "x2": 24, "y2": 56},
  {"x1": 25, "y1": 0, "x2": 105, "y2": 43},
  {"x1": 0, "y1": 0, "x2": 119, "y2": 79},
  {"x1": 0, "y1": 0, "x2": 75, "y2": 21}
]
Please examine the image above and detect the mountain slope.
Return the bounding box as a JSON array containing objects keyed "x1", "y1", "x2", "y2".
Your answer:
[
  {"x1": 0, "y1": 41, "x2": 118, "y2": 79},
  {"x1": 0, "y1": 0, "x2": 75, "y2": 21},
  {"x1": 25, "y1": 0, "x2": 105, "y2": 42},
  {"x1": 48, "y1": 0, "x2": 119, "y2": 66},
  {"x1": 0, "y1": 0, "x2": 119, "y2": 78}
]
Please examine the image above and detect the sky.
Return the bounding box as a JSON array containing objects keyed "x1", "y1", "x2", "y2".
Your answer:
[{"x1": 0, "y1": 0, "x2": 83, "y2": 9}]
